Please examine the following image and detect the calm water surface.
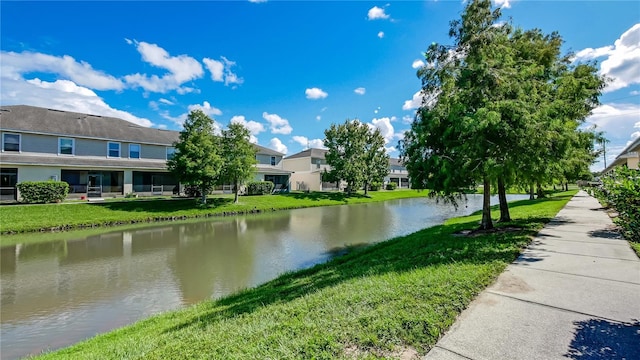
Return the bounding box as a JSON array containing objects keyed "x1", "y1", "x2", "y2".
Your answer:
[{"x1": 1, "y1": 195, "x2": 527, "y2": 359}]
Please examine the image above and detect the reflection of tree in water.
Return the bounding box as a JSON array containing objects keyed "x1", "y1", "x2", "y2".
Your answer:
[
  {"x1": 565, "y1": 318, "x2": 640, "y2": 359},
  {"x1": 317, "y1": 203, "x2": 393, "y2": 249},
  {"x1": 170, "y1": 219, "x2": 259, "y2": 305}
]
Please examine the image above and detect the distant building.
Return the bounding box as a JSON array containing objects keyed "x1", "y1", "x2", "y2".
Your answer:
[
  {"x1": 601, "y1": 137, "x2": 640, "y2": 174},
  {"x1": 281, "y1": 147, "x2": 409, "y2": 191},
  {"x1": 0, "y1": 105, "x2": 290, "y2": 201}
]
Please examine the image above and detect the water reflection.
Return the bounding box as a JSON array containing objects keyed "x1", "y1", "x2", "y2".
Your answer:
[{"x1": 0, "y1": 195, "x2": 527, "y2": 359}]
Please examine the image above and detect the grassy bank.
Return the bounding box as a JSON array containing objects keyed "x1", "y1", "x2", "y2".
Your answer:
[
  {"x1": 0, "y1": 190, "x2": 426, "y2": 235},
  {"x1": 34, "y1": 190, "x2": 576, "y2": 360}
]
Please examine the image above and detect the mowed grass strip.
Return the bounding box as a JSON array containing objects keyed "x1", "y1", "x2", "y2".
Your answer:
[
  {"x1": 0, "y1": 190, "x2": 427, "y2": 235},
  {"x1": 33, "y1": 191, "x2": 576, "y2": 360}
]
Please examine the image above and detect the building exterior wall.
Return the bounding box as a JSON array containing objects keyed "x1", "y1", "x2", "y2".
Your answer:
[
  {"x1": 76, "y1": 138, "x2": 107, "y2": 157},
  {"x1": 628, "y1": 156, "x2": 639, "y2": 169},
  {"x1": 20, "y1": 133, "x2": 57, "y2": 154},
  {"x1": 142, "y1": 144, "x2": 169, "y2": 160},
  {"x1": 290, "y1": 172, "x2": 322, "y2": 191},
  {"x1": 282, "y1": 157, "x2": 310, "y2": 172}
]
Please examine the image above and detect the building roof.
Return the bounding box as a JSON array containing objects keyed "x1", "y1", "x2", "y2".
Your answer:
[
  {"x1": 285, "y1": 148, "x2": 329, "y2": 160},
  {"x1": 0, "y1": 105, "x2": 179, "y2": 145},
  {"x1": 0, "y1": 105, "x2": 285, "y2": 156},
  {"x1": 389, "y1": 158, "x2": 404, "y2": 167},
  {"x1": 601, "y1": 136, "x2": 640, "y2": 174}
]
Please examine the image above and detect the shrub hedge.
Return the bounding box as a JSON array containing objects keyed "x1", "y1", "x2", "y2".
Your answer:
[
  {"x1": 246, "y1": 181, "x2": 274, "y2": 195},
  {"x1": 369, "y1": 182, "x2": 382, "y2": 191},
  {"x1": 592, "y1": 167, "x2": 640, "y2": 242},
  {"x1": 386, "y1": 182, "x2": 397, "y2": 190},
  {"x1": 17, "y1": 181, "x2": 69, "y2": 204}
]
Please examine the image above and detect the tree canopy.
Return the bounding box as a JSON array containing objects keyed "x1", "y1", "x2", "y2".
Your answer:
[
  {"x1": 324, "y1": 119, "x2": 389, "y2": 195},
  {"x1": 400, "y1": 0, "x2": 605, "y2": 229},
  {"x1": 220, "y1": 122, "x2": 258, "y2": 203},
  {"x1": 167, "y1": 109, "x2": 222, "y2": 204}
]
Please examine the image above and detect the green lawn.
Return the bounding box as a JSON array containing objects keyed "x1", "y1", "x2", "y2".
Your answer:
[
  {"x1": 33, "y1": 191, "x2": 577, "y2": 360},
  {"x1": 0, "y1": 190, "x2": 427, "y2": 235}
]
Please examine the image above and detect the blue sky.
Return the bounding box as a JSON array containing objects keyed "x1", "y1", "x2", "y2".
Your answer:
[{"x1": 1, "y1": 1, "x2": 638, "y2": 171}]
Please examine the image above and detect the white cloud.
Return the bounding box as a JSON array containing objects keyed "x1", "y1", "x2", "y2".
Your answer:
[
  {"x1": 268, "y1": 137, "x2": 288, "y2": 154},
  {"x1": 630, "y1": 90, "x2": 640, "y2": 96},
  {"x1": 316, "y1": 115, "x2": 321, "y2": 121},
  {"x1": 402, "y1": 90, "x2": 424, "y2": 110},
  {"x1": 493, "y1": 0, "x2": 511, "y2": 9},
  {"x1": 230, "y1": 115, "x2": 266, "y2": 139},
  {"x1": 292, "y1": 136, "x2": 326, "y2": 149},
  {"x1": 203, "y1": 58, "x2": 224, "y2": 81},
  {"x1": 159, "y1": 98, "x2": 174, "y2": 105},
  {"x1": 378, "y1": 31, "x2": 385, "y2": 39},
  {"x1": 354, "y1": 87, "x2": 366, "y2": 95},
  {"x1": 367, "y1": 117, "x2": 399, "y2": 145},
  {"x1": 584, "y1": 101, "x2": 640, "y2": 171},
  {"x1": 263, "y1": 112, "x2": 293, "y2": 134},
  {"x1": 160, "y1": 101, "x2": 223, "y2": 129},
  {"x1": 212, "y1": 56, "x2": 244, "y2": 86},
  {"x1": 2, "y1": 77, "x2": 153, "y2": 127},
  {"x1": 402, "y1": 114, "x2": 414, "y2": 124},
  {"x1": 248, "y1": 0, "x2": 267, "y2": 2},
  {"x1": 188, "y1": 101, "x2": 222, "y2": 117},
  {"x1": 305, "y1": 87, "x2": 328, "y2": 100},
  {"x1": 124, "y1": 40, "x2": 203, "y2": 93},
  {"x1": 412, "y1": 59, "x2": 425, "y2": 69},
  {"x1": 584, "y1": 102, "x2": 640, "y2": 140},
  {"x1": 367, "y1": 6, "x2": 389, "y2": 20},
  {"x1": 573, "y1": 23, "x2": 640, "y2": 92},
  {"x1": 0, "y1": 51, "x2": 124, "y2": 90}
]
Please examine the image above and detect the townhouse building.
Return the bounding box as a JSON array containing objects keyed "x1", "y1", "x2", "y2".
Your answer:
[
  {"x1": 281, "y1": 148, "x2": 410, "y2": 191},
  {"x1": 0, "y1": 105, "x2": 289, "y2": 201}
]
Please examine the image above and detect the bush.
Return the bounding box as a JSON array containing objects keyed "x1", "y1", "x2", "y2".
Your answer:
[
  {"x1": 386, "y1": 182, "x2": 397, "y2": 190},
  {"x1": 246, "y1": 181, "x2": 274, "y2": 195},
  {"x1": 17, "y1": 181, "x2": 69, "y2": 204},
  {"x1": 600, "y1": 167, "x2": 640, "y2": 242},
  {"x1": 369, "y1": 182, "x2": 382, "y2": 191}
]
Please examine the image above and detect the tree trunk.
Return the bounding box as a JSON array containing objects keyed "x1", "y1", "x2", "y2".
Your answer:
[
  {"x1": 529, "y1": 183, "x2": 535, "y2": 200},
  {"x1": 201, "y1": 185, "x2": 207, "y2": 204},
  {"x1": 234, "y1": 180, "x2": 239, "y2": 203},
  {"x1": 481, "y1": 176, "x2": 494, "y2": 230},
  {"x1": 364, "y1": 181, "x2": 369, "y2": 196},
  {"x1": 565, "y1": 182, "x2": 569, "y2": 191},
  {"x1": 536, "y1": 182, "x2": 544, "y2": 199},
  {"x1": 498, "y1": 176, "x2": 511, "y2": 222}
]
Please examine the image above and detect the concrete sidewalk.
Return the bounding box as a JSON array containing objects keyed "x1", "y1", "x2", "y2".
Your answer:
[{"x1": 424, "y1": 190, "x2": 640, "y2": 360}]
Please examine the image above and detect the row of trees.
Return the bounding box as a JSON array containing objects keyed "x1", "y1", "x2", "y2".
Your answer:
[
  {"x1": 400, "y1": 0, "x2": 605, "y2": 229},
  {"x1": 167, "y1": 110, "x2": 257, "y2": 204},
  {"x1": 323, "y1": 119, "x2": 390, "y2": 195}
]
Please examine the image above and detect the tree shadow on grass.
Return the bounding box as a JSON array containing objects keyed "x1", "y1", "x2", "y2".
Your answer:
[
  {"x1": 565, "y1": 318, "x2": 640, "y2": 359},
  {"x1": 284, "y1": 191, "x2": 367, "y2": 203},
  {"x1": 162, "y1": 216, "x2": 540, "y2": 334},
  {"x1": 89, "y1": 197, "x2": 234, "y2": 213}
]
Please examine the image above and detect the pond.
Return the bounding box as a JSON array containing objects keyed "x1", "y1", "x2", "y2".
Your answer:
[{"x1": 0, "y1": 194, "x2": 528, "y2": 359}]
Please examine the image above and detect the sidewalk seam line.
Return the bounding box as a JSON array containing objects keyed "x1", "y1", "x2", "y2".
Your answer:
[
  {"x1": 486, "y1": 290, "x2": 639, "y2": 326},
  {"x1": 432, "y1": 345, "x2": 475, "y2": 360},
  {"x1": 532, "y1": 237, "x2": 629, "y2": 246},
  {"x1": 508, "y1": 265, "x2": 640, "y2": 285},
  {"x1": 522, "y1": 248, "x2": 639, "y2": 262}
]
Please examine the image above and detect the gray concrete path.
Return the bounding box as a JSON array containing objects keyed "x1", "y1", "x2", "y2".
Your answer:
[{"x1": 424, "y1": 190, "x2": 640, "y2": 360}]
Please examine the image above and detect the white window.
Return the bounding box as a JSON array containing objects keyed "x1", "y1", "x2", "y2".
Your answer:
[
  {"x1": 166, "y1": 147, "x2": 176, "y2": 160},
  {"x1": 108, "y1": 142, "x2": 121, "y2": 158},
  {"x1": 129, "y1": 144, "x2": 141, "y2": 159},
  {"x1": 316, "y1": 159, "x2": 321, "y2": 169},
  {"x1": 270, "y1": 156, "x2": 276, "y2": 166},
  {"x1": 58, "y1": 138, "x2": 75, "y2": 155},
  {"x1": 2, "y1": 133, "x2": 20, "y2": 152}
]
